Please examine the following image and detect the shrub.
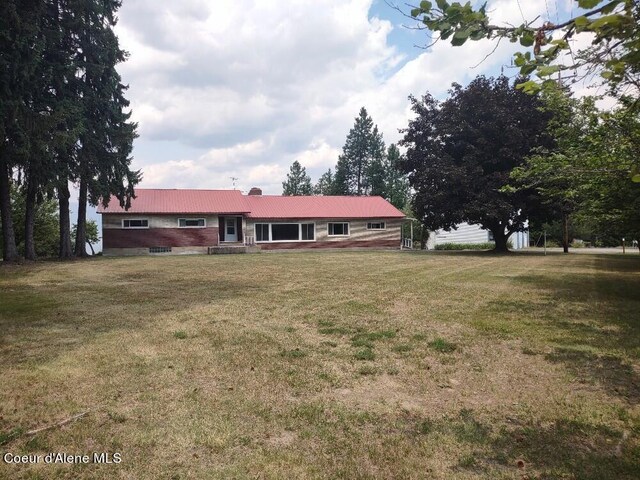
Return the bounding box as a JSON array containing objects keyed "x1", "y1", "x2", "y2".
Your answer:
[
  {"x1": 435, "y1": 239, "x2": 514, "y2": 250},
  {"x1": 435, "y1": 242, "x2": 495, "y2": 250}
]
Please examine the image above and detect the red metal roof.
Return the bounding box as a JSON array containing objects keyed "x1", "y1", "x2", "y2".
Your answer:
[
  {"x1": 97, "y1": 189, "x2": 405, "y2": 219},
  {"x1": 244, "y1": 195, "x2": 405, "y2": 219},
  {"x1": 97, "y1": 189, "x2": 250, "y2": 214}
]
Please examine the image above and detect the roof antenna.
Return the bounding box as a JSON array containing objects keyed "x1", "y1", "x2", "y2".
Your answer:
[{"x1": 230, "y1": 177, "x2": 238, "y2": 190}]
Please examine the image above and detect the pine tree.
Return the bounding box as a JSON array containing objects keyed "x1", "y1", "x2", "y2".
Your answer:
[
  {"x1": 332, "y1": 157, "x2": 350, "y2": 195},
  {"x1": 73, "y1": 0, "x2": 139, "y2": 257},
  {"x1": 335, "y1": 107, "x2": 385, "y2": 195},
  {"x1": 384, "y1": 144, "x2": 409, "y2": 209},
  {"x1": 0, "y1": 0, "x2": 45, "y2": 261},
  {"x1": 314, "y1": 169, "x2": 335, "y2": 195},
  {"x1": 282, "y1": 161, "x2": 313, "y2": 196}
]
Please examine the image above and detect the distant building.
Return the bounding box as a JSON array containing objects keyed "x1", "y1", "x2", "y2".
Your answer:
[{"x1": 426, "y1": 222, "x2": 529, "y2": 250}]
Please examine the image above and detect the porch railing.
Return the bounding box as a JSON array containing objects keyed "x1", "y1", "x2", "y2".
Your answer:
[
  {"x1": 244, "y1": 236, "x2": 255, "y2": 246},
  {"x1": 401, "y1": 238, "x2": 413, "y2": 249}
]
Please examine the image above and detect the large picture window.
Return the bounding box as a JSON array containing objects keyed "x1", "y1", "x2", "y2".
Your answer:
[
  {"x1": 328, "y1": 222, "x2": 349, "y2": 236},
  {"x1": 254, "y1": 223, "x2": 315, "y2": 242},
  {"x1": 271, "y1": 224, "x2": 299, "y2": 241},
  {"x1": 122, "y1": 219, "x2": 149, "y2": 229},
  {"x1": 179, "y1": 218, "x2": 205, "y2": 228}
]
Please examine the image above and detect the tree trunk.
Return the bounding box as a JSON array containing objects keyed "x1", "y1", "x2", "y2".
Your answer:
[
  {"x1": 420, "y1": 227, "x2": 428, "y2": 250},
  {"x1": 562, "y1": 213, "x2": 570, "y2": 254},
  {"x1": 24, "y1": 173, "x2": 37, "y2": 260},
  {"x1": 88, "y1": 241, "x2": 95, "y2": 255},
  {"x1": 74, "y1": 176, "x2": 88, "y2": 257},
  {"x1": 492, "y1": 229, "x2": 510, "y2": 253},
  {"x1": 0, "y1": 156, "x2": 20, "y2": 262},
  {"x1": 58, "y1": 183, "x2": 73, "y2": 259}
]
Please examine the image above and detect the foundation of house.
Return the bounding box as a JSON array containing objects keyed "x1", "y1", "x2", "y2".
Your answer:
[{"x1": 208, "y1": 244, "x2": 261, "y2": 254}]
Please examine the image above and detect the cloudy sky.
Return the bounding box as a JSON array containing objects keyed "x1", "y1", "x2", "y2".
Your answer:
[{"x1": 108, "y1": 0, "x2": 587, "y2": 195}]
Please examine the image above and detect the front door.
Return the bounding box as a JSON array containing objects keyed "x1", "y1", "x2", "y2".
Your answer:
[{"x1": 225, "y1": 217, "x2": 237, "y2": 242}]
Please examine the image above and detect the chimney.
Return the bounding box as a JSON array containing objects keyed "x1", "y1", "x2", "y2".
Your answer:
[{"x1": 248, "y1": 187, "x2": 262, "y2": 196}]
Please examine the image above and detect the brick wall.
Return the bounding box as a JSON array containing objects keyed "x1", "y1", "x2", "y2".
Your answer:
[
  {"x1": 258, "y1": 239, "x2": 399, "y2": 250},
  {"x1": 103, "y1": 227, "x2": 219, "y2": 248}
]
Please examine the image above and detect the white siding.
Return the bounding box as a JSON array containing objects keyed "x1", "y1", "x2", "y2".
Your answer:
[
  {"x1": 102, "y1": 214, "x2": 219, "y2": 229},
  {"x1": 434, "y1": 223, "x2": 489, "y2": 244},
  {"x1": 432, "y1": 222, "x2": 529, "y2": 250}
]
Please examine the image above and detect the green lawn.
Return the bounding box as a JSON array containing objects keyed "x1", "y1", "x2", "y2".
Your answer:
[{"x1": 1, "y1": 251, "x2": 639, "y2": 479}]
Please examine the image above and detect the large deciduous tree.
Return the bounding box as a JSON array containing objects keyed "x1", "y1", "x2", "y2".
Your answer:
[
  {"x1": 509, "y1": 89, "x2": 600, "y2": 253},
  {"x1": 335, "y1": 107, "x2": 386, "y2": 195},
  {"x1": 406, "y1": 0, "x2": 640, "y2": 180},
  {"x1": 400, "y1": 76, "x2": 553, "y2": 252},
  {"x1": 511, "y1": 87, "x2": 640, "y2": 251},
  {"x1": 282, "y1": 160, "x2": 313, "y2": 196},
  {"x1": 407, "y1": 1, "x2": 639, "y2": 100}
]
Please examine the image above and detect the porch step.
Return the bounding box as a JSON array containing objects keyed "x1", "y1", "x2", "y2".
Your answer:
[{"x1": 208, "y1": 245, "x2": 261, "y2": 254}]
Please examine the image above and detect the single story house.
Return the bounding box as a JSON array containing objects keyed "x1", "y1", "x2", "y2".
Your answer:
[
  {"x1": 426, "y1": 222, "x2": 529, "y2": 250},
  {"x1": 97, "y1": 187, "x2": 406, "y2": 255}
]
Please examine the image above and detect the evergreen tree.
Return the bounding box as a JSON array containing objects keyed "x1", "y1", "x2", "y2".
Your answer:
[
  {"x1": 73, "y1": 0, "x2": 139, "y2": 257},
  {"x1": 23, "y1": 0, "x2": 81, "y2": 260},
  {"x1": 332, "y1": 156, "x2": 350, "y2": 195},
  {"x1": 282, "y1": 160, "x2": 313, "y2": 196},
  {"x1": 384, "y1": 144, "x2": 410, "y2": 209},
  {"x1": 72, "y1": 220, "x2": 99, "y2": 255},
  {"x1": 363, "y1": 144, "x2": 409, "y2": 208},
  {"x1": 1, "y1": 0, "x2": 138, "y2": 261},
  {"x1": 0, "y1": 0, "x2": 45, "y2": 261},
  {"x1": 314, "y1": 168, "x2": 335, "y2": 195},
  {"x1": 0, "y1": 185, "x2": 59, "y2": 258},
  {"x1": 336, "y1": 107, "x2": 385, "y2": 195}
]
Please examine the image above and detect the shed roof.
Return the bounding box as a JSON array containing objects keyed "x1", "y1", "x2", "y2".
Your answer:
[
  {"x1": 97, "y1": 189, "x2": 250, "y2": 214},
  {"x1": 97, "y1": 189, "x2": 405, "y2": 219},
  {"x1": 244, "y1": 195, "x2": 405, "y2": 219}
]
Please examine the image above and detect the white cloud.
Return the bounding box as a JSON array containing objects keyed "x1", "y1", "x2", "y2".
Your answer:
[{"x1": 113, "y1": 0, "x2": 579, "y2": 194}]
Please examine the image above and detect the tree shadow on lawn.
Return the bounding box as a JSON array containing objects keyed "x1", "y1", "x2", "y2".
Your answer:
[
  {"x1": 485, "y1": 418, "x2": 639, "y2": 479},
  {"x1": 412, "y1": 409, "x2": 639, "y2": 479},
  {"x1": 0, "y1": 273, "x2": 263, "y2": 368},
  {"x1": 545, "y1": 348, "x2": 640, "y2": 404},
  {"x1": 512, "y1": 255, "x2": 640, "y2": 404}
]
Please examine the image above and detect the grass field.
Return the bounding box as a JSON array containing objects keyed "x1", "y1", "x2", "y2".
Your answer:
[{"x1": 1, "y1": 251, "x2": 639, "y2": 479}]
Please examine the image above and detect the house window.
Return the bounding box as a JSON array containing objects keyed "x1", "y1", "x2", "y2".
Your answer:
[
  {"x1": 254, "y1": 222, "x2": 315, "y2": 242},
  {"x1": 255, "y1": 223, "x2": 269, "y2": 242},
  {"x1": 271, "y1": 224, "x2": 299, "y2": 241},
  {"x1": 328, "y1": 222, "x2": 349, "y2": 236},
  {"x1": 301, "y1": 223, "x2": 315, "y2": 241},
  {"x1": 122, "y1": 219, "x2": 148, "y2": 229},
  {"x1": 488, "y1": 231, "x2": 495, "y2": 241},
  {"x1": 179, "y1": 218, "x2": 205, "y2": 228},
  {"x1": 149, "y1": 247, "x2": 172, "y2": 253},
  {"x1": 367, "y1": 221, "x2": 386, "y2": 230}
]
